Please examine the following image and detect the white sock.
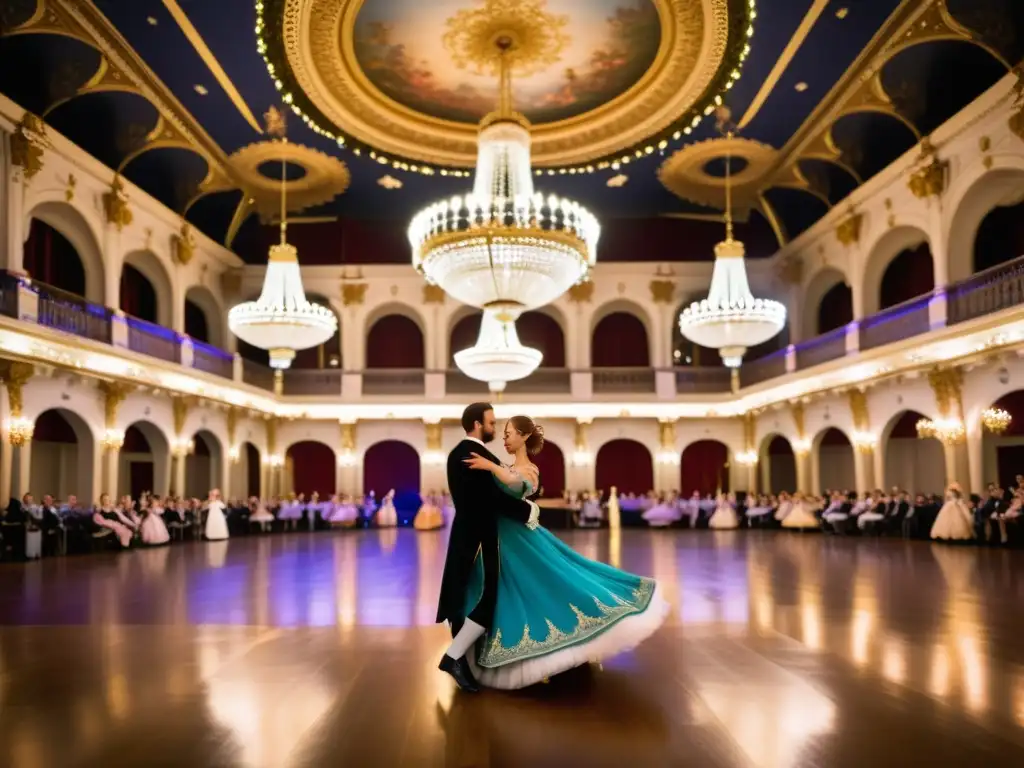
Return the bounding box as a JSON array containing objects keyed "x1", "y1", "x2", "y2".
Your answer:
[{"x1": 445, "y1": 618, "x2": 485, "y2": 659}]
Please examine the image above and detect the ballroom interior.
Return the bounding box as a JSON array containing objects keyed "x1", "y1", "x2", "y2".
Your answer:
[{"x1": 2, "y1": 0, "x2": 1024, "y2": 766}]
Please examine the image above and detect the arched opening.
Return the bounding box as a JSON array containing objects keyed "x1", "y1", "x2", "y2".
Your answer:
[
  {"x1": 29, "y1": 409, "x2": 95, "y2": 502},
  {"x1": 185, "y1": 430, "x2": 223, "y2": 499},
  {"x1": 595, "y1": 439, "x2": 653, "y2": 495},
  {"x1": 531, "y1": 440, "x2": 566, "y2": 498},
  {"x1": 24, "y1": 201, "x2": 104, "y2": 303},
  {"x1": 184, "y1": 285, "x2": 224, "y2": 348},
  {"x1": 981, "y1": 390, "x2": 1024, "y2": 491},
  {"x1": 680, "y1": 440, "x2": 730, "y2": 495},
  {"x1": 802, "y1": 267, "x2": 851, "y2": 341},
  {"x1": 861, "y1": 226, "x2": 932, "y2": 316},
  {"x1": 449, "y1": 311, "x2": 480, "y2": 366},
  {"x1": 363, "y1": 441, "x2": 421, "y2": 522},
  {"x1": 118, "y1": 421, "x2": 170, "y2": 499},
  {"x1": 285, "y1": 441, "x2": 336, "y2": 496},
  {"x1": 815, "y1": 428, "x2": 855, "y2": 493},
  {"x1": 23, "y1": 218, "x2": 86, "y2": 297},
  {"x1": 120, "y1": 250, "x2": 173, "y2": 327},
  {"x1": 244, "y1": 442, "x2": 262, "y2": 498},
  {"x1": 759, "y1": 435, "x2": 796, "y2": 494},
  {"x1": 882, "y1": 410, "x2": 945, "y2": 494},
  {"x1": 294, "y1": 294, "x2": 341, "y2": 369},
  {"x1": 947, "y1": 168, "x2": 1024, "y2": 283},
  {"x1": 518, "y1": 311, "x2": 566, "y2": 368},
  {"x1": 879, "y1": 243, "x2": 934, "y2": 310},
  {"x1": 592, "y1": 312, "x2": 649, "y2": 367},
  {"x1": 673, "y1": 296, "x2": 721, "y2": 367},
  {"x1": 817, "y1": 282, "x2": 853, "y2": 335},
  {"x1": 366, "y1": 315, "x2": 425, "y2": 368}
]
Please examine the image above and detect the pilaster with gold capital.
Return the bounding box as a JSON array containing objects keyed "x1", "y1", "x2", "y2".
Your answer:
[
  {"x1": 337, "y1": 421, "x2": 359, "y2": 495},
  {"x1": 569, "y1": 419, "x2": 595, "y2": 491}
]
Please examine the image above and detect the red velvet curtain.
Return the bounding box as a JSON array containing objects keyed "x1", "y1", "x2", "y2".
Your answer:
[
  {"x1": 363, "y1": 441, "x2": 421, "y2": 496},
  {"x1": 287, "y1": 441, "x2": 336, "y2": 496},
  {"x1": 119, "y1": 264, "x2": 159, "y2": 322},
  {"x1": 366, "y1": 315, "x2": 424, "y2": 368},
  {"x1": 184, "y1": 299, "x2": 210, "y2": 342},
  {"x1": 975, "y1": 200, "x2": 1024, "y2": 273},
  {"x1": 680, "y1": 440, "x2": 729, "y2": 495},
  {"x1": 23, "y1": 219, "x2": 86, "y2": 296},
  {"x1": 592, "y1": 313, "x2": 649, "y2": 367},
  {"x1": 518, "y1": 312, "x2": 566, "y2": 368},
  {"x1": 880, "y1": 244, "x2": 934, "y2": 309},
  {"x1": 595, "y1": 439, "x2": 653, "y2": 494},
  {"x1": 532, "y1": 441, "x2": 566, "y2": 497},
  {"x1": 818, "y1": 282, "x2": 853, "y2": 334}
]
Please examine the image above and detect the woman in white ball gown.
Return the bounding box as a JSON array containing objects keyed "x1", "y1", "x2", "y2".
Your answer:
[
  {"x1": 781, "y1": 492, "x2": 820, "y2": 529},
  {"x1": 708, "y1": 492, "x2": 739, "y2": 529},
  {"x1": 376, "y1": 489, "x2": 398, "y2": 527},
  {"x1": 204, "y1": 488, "x2": 230, "y2": 541},
  {"x1": 930, "y1": 483, "x2": 974, "y2": 541}
]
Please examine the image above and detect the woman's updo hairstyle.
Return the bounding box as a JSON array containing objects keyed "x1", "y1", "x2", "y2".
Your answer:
[{"x1": 509, "y1": 415, "x2": 545, "y2": 456}]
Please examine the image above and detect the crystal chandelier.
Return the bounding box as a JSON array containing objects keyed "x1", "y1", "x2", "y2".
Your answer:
[
  {"x1": 916, "y1": 417, "x2": 964, "y2": 445},
  {"x1": 229, "y1": 107, "x2": 337, "y2": 370},
  {"x1": 981, "y1": 407, "x2": 1011, "y2": 435},
  {"x1": 678, "y1": 108, "x2": 785, "y2": 370},
  {"x1": 409, "y1": 36, "x2": 599, "y2": 390}
]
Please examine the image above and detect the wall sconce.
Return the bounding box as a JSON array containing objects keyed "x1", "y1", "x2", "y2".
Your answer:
[
  {"x1": 792, "y1": 437, "x2": 811, "y2": 456},
  {"x1": 171, "y1": 437, "x2": 195, "y2": 458},
  {"x1": 101, "y1": 428, "x2": 126, "y2": 451},
  {"x1": 735, "y1": 450, "x2": 758, "y2": 467},
  {"x1": 337, "y1": 449, "x2": 358, "y2": 468},
  {"x1": 228, "y1": 445, "x2": 241, "y2": 464},
  {"x1": 981, "y1": 407, "x2": 1011, "y2": 435},
  {"x1": 5, "y1": 417, "x2": 34, "y2": 447},
  {"x1": 421, "y1": 450, "x2": 446, "y2": 467},
  {"x1": 571, "y1": 449, "x2": 593, "y2": 467},
  {"x1": 655, "y1": 448, "x2": 680, "y2": 466},
  {"x1": 852, "y1": 431, "x2": 877, "y2": 453},
  {"x1": 266, "y1": 454, "x2": 284, "y2": 468}
]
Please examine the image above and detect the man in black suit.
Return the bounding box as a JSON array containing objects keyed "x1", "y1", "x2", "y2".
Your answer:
[{"x1": 436, "y1": 402, "x2": 539, "y2": 693}]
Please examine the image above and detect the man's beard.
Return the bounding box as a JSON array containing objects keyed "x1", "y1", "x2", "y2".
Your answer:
[{"x1": 481, "y1": 427, "x2": 495, "y2": 443}]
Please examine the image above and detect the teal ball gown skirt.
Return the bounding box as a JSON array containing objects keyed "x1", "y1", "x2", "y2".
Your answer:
[{"x1": 463, "y1": 480, "x2": 669, "y2": 689}]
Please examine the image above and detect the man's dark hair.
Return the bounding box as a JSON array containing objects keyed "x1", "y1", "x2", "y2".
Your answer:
[{"x1": 461, "y1": 402, "x2": 493, "y2": 433}]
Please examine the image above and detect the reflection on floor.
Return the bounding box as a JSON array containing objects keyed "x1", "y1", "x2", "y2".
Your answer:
[{"x1": 1, "y1": 530, "x2": 1024, "y2": 767}]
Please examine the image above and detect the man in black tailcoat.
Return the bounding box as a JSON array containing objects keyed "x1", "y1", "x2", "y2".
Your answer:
[{"x1": 436, "y1": 402, "x2": 539, "y2": 692}]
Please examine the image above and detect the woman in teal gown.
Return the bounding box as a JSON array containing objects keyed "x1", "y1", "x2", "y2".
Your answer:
[{"x1": 461, "y1": 415, "x2": 669, "y2": 689}]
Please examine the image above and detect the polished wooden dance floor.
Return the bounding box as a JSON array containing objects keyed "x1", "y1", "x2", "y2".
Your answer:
[{"x1": 2, "y1": 530, "x2": 1024, "y2": 767}]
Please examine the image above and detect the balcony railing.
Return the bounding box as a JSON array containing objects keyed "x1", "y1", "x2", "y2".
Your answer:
[
  {"x1": 593, "y1": 367, "x2": 656, "y2": 394},
  {"x1": 362, "y1": 369, "x2": 426, "y2": 396},
  {"x1": 2, "y1": 252, "x2": 1022, "y2": 399}
]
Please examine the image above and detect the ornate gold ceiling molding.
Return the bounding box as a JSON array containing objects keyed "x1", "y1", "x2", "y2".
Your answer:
[
  {"x1": 227, "y1": 140, "x2": 351, "y2": 220},
  {"x1": 658, "y1": 136, "x2": 783, "y2": 212},
  {"x1": 281, "y1": 0, "x2": 730, "y2": 168}
]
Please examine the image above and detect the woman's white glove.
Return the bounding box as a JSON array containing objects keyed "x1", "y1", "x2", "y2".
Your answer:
[{"x1": 526, "y1": 501, "x2": 540, "y2": 530}]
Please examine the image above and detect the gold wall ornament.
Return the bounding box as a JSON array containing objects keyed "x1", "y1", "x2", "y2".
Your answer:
[
  {"x1": 574, "y1": 421, "x2": 589, "y2": 451},
  {"x1": 742, "y1": 412, "x2": 756, "y2": 450},
  {"x1": 65, "y1": 174, "x2": 77, "y2": 201},
  {"x1": 266, "y1": 417, "x2": 278, "y2": 455},
  {"x1": 98, "y1": 380, "x2": 134, "y2": 428},
  {"x1": 103, "y1": 175, "x2": 133, "y2": 230},
  {"x1": 226, "y1": 406, "x2": 240, "y2": 446},
  {"x1": 10, "y1": 113, "x2": 47, "y2": 180},
  {"x1": 775, "y1": 254, "x2": 803, "y2": 286},
  {"x1": 341, "y1": 282, "x2": 367, "y2": 306},
  {"x1": 658, "y1": 420, "x2": 676, "y2": 449},
  {"x1": 171, "y1": 394, "x2": 196, "y2": 435},
  {"x1": 567, "y1": 280, "x2": 594, "y2": 303},
  {"x1": 847, "y1": 389, "x2": 870, "y2": 431},
  {"x1": 790, "y1": 401, "x2": 806, "y2": 440},
  {"x1": 279, "y1": 0, "x2": 731, "y2": 167},
  {"x1": 927, "y1": 367, "x2": 964, "y2": 419},
  {"x1": 422, "y1": 284, "x2": 446, "y2": 304},
  {"x1": 173, "y1": 221, "x2": 196, "y2": 265},
  {"x1": 340, "y1": 422, "x2": 357, "y2": 452},
  {"x1": 836, "y1": 211, "x2": 863, "y2": 246},
  {"x1": 1, "y1": 362, "x2": 35, "y2": 418},
  {"x1": 425, "y1": 422, "x2": 443, "y2": 452},
  {"x1": 649, "y1": 279, "x2": 675, "y2": 304},
  {"x1": 907, "y1": 139, "x2": 948, "y2": 199}
]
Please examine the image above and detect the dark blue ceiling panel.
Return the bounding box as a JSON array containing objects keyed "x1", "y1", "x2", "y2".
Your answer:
[{"x1": 830, "y1": 111, "x2": 917, "y2": 182}]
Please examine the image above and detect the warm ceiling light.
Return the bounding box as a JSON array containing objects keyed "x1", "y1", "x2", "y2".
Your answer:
[
  {"x1": 378, "y1": 175, "x2": 403, "y2": 190},
  {"x1": 607, "y1": 174, "x2": 629, "y2": 188},
  {"x1": 794, "y1": 82, "x2": 808, "y2": 92},
  {"x1": 147, "y1": 16, "x2": 158, "y2": 26},
  {"x1": 836, "y1": 8, "x2": 849, "y2": 19},
  {"x1": 194, "y1": 84, "x2": 208, "y2": 95}
]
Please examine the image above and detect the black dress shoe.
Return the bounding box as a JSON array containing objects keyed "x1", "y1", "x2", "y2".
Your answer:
[{"x1": 438, "y1": 654, "x2": 480, "y2": 693}]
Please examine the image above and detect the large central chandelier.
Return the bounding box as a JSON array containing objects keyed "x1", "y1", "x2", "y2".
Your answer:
[
  {"x1": 229, "y1": 108, "x2": 337, "y2": 370},
  {"x1": 409, "y1": 36, "x2": 599, "y2": 390},
  {"x1": 678, "y1": 108, "x2": 785, "y2": 371}
]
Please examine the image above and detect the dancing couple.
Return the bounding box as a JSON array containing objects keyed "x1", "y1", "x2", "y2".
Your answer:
[{"x1": 437, "y1": 403, "x2": 668, "y2": 692}]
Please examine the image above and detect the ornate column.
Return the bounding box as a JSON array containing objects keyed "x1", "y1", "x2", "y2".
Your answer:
[
  {"x1": 225, "y1": 407, "x2": 241, "y2": 498},
  {"x1": 170, "y1": 396, "x2": 195, "y2": 495},
  {"x1": 848, "y1": 389, "x2": 876, "y2": 493},
  {"x1": 2, "y1": 362, "x2": 35, "y2": 499},
  {"x1": 264, "y1": 418, "x2": 280, "y2": 498},
  {"x1": 569, "y1": 419, "x2": 595, "y2": 491},
  {"x1": 790, "y1": 402, "x2": 811, "y2": 492},
  {"x1": 337, "y1": 421, "x2": 359, "y2": 495},
  {"x1": 655, "y1": 419, "x2": 679, "y2": 492},
  {"x1": 736, "y1": 413, "x2": 758, "y2": 493},
  {"x1": 928, "y1": 367, "x2": 967, "y2": 487},
  {"x1": 102, "y1": 176, "x2": 133, "y2": 308},
  {"x1": 97, "y1": 381, "x2": 132, "y2": 496}
]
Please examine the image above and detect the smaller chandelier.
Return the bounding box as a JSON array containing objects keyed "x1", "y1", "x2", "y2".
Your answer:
[
  {"x1": 792, "y1": 437, "x2": 811, "y2": 456},
  {"x1": 229, "y1": 107, "x2": 337, "y2": 369},
  {"x1": 917, "y1": 417, "x2": 964, "y2": 445},
  {"x1": 172, "y1": 437, "x2": 195, "y2": 458},
  {"x1": 981, "y1": 407, "x2": 1012, "y2": 435},
  {"x1": 454, "y1": 309, "x2": 542, "y2": 392},
  {"x1": 852, "y1": 431, "x2": 877, "y2": 453},
  {"x1": 915, "y1": 418, "x2": 935, "y2": 439},
  {"x1": 6, "y1": 417, "x2": 34, "y2": 447},
  {"x1": 677, "y1": 109, "x2": 785, "y2": 368},
  {"x1": 101, "y1": 428, "x2": 125, "y2": 451},
  {"x1": 735, "y1": 450, "x2": 758, "y2": 467}
]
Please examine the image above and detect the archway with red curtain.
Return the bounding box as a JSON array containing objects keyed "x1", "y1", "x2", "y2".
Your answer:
[
  {"x1": 818, "y1": 282, "x2": 853, "y2": 334},
  {"x1": 243, "y1": 442, "x2": 262, "y2": 498},
  {"x1": 592, "y1": 312, "x2": 649, "y2": 367},
  {"x1": 286, "y1": 441, "x2": 336, "y2": 497},
  {"x1": 532, "y1": 440, "x2": 566, "y2": 497},
  {"x1": 23, "y1": 218, "x2": 87, "y2": 297},
  {"x1": 882, "y1": 410, "x2": 945, "y2": 495},
  {"x1": 595, "y1": 439, "x2": 653, "y2": 495},
  {"x1": 118, "y1": 421, "x2": 170, "y2": 499},
  {"x1": 680, "y1": 440, "x2": 729, "y2": 496},
  {"x1": 363, "y1": 441, "x2": 421, "y2": 523},
  {"x1": 982, "y1": 390, "x2": 1024, "y2": 492},
  {"x1": 449, "y1": 311, "x2": 565, "y2": 367},
  {"x1": 760, "y1": 435, "x2": 797, "y2": 494},
  {"x1": 879, "y1": 243, "x2": 934, "y2": 310},
  {"x1": 366, "y1": 314, "x2": 425, "y2": 368}
]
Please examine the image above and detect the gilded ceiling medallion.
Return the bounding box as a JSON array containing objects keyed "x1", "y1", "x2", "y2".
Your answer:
[
  {"x1": 657, "y1": 136, "x2": 781, "y2": 212},
  {"x1": 228, "y1": 141, "x2": 351, "y2": 219},
  {"x1": 273, "y1": 0, "x2": 739, "y2": 168}
]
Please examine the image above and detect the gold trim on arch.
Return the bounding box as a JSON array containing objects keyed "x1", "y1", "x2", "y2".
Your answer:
[
  {"x1": 282, "y1": 0, "x2": 730, "y2": 167},
  {"x1": 160, "y1": 0, "x2": 264, "y2": 134}
]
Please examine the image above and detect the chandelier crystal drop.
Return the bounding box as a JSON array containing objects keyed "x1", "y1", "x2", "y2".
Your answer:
[
  {"x1": 229, "y1": 108, "x2": 337, "y2": 370},
  {"x1": 677, "y1": 109, "x2": 785, "y2": 370},
  {"x1": 410, "y1": 36, "x2": 599, "y2": 389}
]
